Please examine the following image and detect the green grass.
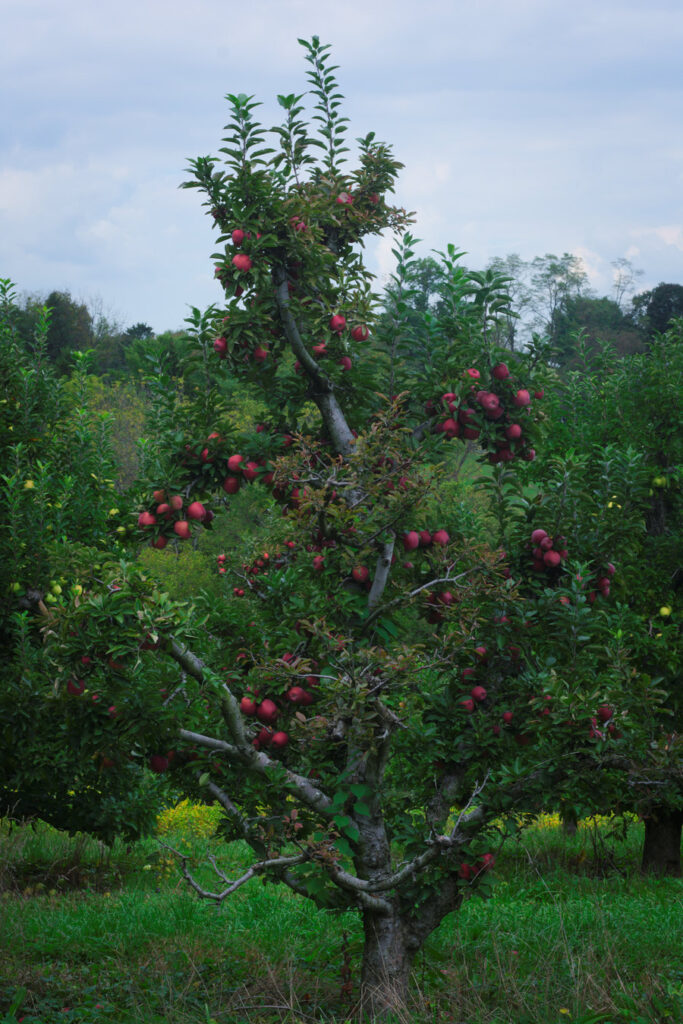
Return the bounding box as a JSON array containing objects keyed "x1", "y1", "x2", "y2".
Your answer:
[{"x1": 1, "y1": 815, "x2": 682, "y2": 1024}]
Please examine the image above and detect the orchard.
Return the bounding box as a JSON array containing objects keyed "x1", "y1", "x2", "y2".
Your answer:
[{"x1": 2, "y1": 37, "x2": 681, "y2": 1019}]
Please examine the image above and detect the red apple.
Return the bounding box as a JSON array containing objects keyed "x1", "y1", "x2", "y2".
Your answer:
[
  {"x1": 502, "y1": 711, "x2": 514, "y2": 725},
  {"x1": 460, "y1": 698, "x2": 475, "y2": 712},
  {"x1": 152, "y1": 535, "x2": 168, "y2": 549},
  {"x1": 597, "y1": 705, "x2": 613, "y2": 722},
  {"x1": 403, "y1": 531, "x2": 420, "y2": 552},
  {"x1": 223, "y1": 476, "x2": 240, "y2": 494},
  {"x1": 66, "y1": 678, "x2": 85, "y2": 696},
  {"x1": 253, "y1": 346, "x2": 269, "y2": 362},
  {"x1": 432, "y1": 529, "x2": 450, "y2": 546},
  {"x1": 513, "y1": 389, "x2": 531, "y2": 407},
  {"x1": 149, "y1": 754, "x2": 169, "y2": 773},
  {"x1": 187, "y1": 501, "x2": 206, "y2": 521},
  {"x1": 543, "y1": 550, "x2": 562, "y2": 568},
  {"x1": 242, "y1": 461, "x2": 260, "y2": 482},
  {"x1": 138, "y1": 511, "x2": 156, "y2": 528},
  {"x1": 213, "y1": 336, "x2": 227, "y2": 357},
  {"x1": 232, "y1": 253, "x2": 252, "y2": 272},
  {"x1": 492, "y1": 363, "x2": 510, "y2": 380},
  {"x1": 257, "y1": 699, "x2": 278, "y2": 725},
  {"x1": 227, "y1": 454, "x2": 244, "y2": 473},
  {"x1": 351, "y1": 324, "x2": 369, "y2": 341},
  {"x1": 352, "y1": 566, "x2": 369, "y2": 584},
  {"x1": 232, "y1": 228, "x2": 245, "y2": 245},
  {"x1": 471, "y1": 685, "x2": 487, "y2": 702},
  {"x1": 530, "y1": 528, "x2": 547, "y2": 545},
  {"x1": 240, "y1": 696, "x2": 257, "y2": 716},
  {"x1": 271, "y1": 731, "x2": 289, "y2": 749},
  {"x1": 329, "y1": 314, "x2": 347, "y2": 333},
  {"x1": 339, "y1": 356, "x2": 352, "y2": 371},
  {"x1": 174, "y1": 521, "x2": 191, "y2": 540}
]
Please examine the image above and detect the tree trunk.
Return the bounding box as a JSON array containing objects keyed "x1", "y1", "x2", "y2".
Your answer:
[
  {"x1": 641, "y1": 808, "x2": 683, "y2": 876},
  {"x1": 359, "y1": 908, "x2": 419, "y2": 1018},
  {"x1": 561, "y1": 812, "x2": 578, "y2": 836}
]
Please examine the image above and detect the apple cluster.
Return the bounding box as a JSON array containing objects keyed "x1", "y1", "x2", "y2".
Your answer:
[
  {"x1": 528, "y1": 528, "x2": 569, "y2": 572},
  {"x1": 238, "y1": 653, "x2": 320, "y2": 752},
  {"x1": 428, "y1": 364, "x2": 541, "y2": 464},
  {"x1": 137, "y1": 490, "x2": 213, "y2": 548}
]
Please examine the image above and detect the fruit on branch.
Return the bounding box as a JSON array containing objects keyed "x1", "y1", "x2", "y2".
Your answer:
[
  {"x1": 597, "y1": 705, "x2": 613, "y2": 723},
  {"x1": 232, "y1": 228, "x2": 245, "y2": 245},
  {"x1": 256, "y1": 699, "x2": 279, "y2": 725},
  {"x1": 339, "y1": 356, "x2": 352, "y2": 371},
  {"x1": 66, "y1": 678, "x2": 85, "y2": 696},
  {"x1": 213, "y1": 336, "x2": 228, "y2": 357},
  {"x1": 352, "y1": 566, "x2": 370, "y2": 584},
  {"x1": 187, "y1": 502, "x2": 207, "y2": 521},
  {"x1": 492, "y1": 363, "x2": 510, "y2": 380},
  {"x1": 149, "y1": 754, "x2": 170, "y2": 773},
  {"x1": 460, "y1": 699, "x2": 475, "y2": 712},
  {"x1": 271, "y1": 731, "x2": 289, "y2": 749},
  {"x1": 336, "y1": 192, "x2": 353, "y2": 205},
  {"x1": 223, "y1": 476, "x2": 240, "y2": 494},
  {"x1": 253, "y1": 346, "x2": 269, "y2": 362},
  {"x1": 169, "y1": 495, "x2": 183, "y2": 512},
  {"x1": 432, "y1": 529, "x2": 450, "y2": 546},
  {"x1": 471, "y1": 685, "x2": 487, "y2": 702},
  {"x1": 329, "y1": 314, "x2": 347, "y2": 333},
  {"x1": 152, "y1": 536, "x2": 168, "y2": 549},
  {"x1": 351, "y1": 324, "x2": 369, "y2": 341},
  {"x1": 403, "y1": 531, "x2": 420, "y2": 552},
  {"x1": 174, "y1": 521, "x2": 191, "y2": 540},
  {"x1": 513, "y1": 389, "x2": 531, "y2": 408},
  {"x1": 240, "y1": 697, "x2": 257, "y2": 716},
  {"x1": 138, "y1": 511, "x2": 156, "y2": 528},
  {"x1": 232, "y1": 253, "x2": 253, "y2": 272},
  {"x1": 228, "y1": 454, "x2": 244, "y2": 473},
  {"x1": 502, "y1": 711, "x2": 514, "y2": 724}
]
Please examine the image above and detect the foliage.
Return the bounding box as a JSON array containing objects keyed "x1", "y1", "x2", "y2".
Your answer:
[{"x1": 0, "y1": 280, "x2": 165, "y2": 841}]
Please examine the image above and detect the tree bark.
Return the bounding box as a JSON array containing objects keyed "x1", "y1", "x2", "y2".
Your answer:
[
  {"x1": 359, "y1": 908, "x2": 420, "y2": 1017},
  {"x1": 641, "y1": 808, "x2": 683, "y2": 877}
]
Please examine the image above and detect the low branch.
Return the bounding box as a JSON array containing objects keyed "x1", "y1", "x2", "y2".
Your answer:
[{"x1": 162, "y1": 841, "x2": 308, "y2": 903}]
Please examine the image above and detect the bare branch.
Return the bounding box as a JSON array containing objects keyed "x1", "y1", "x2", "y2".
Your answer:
[
  {"x1": 367, "y1": 537, "x2": 395, "y2": 608},
  {"x1": 161, "y1": 841, "x2": 308, "y2": 902}
]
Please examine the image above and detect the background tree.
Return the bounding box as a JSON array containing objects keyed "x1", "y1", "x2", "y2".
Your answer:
[
  {"x1": 631, "y1": 282, "x2": 683, "y2": 339},
  {"x1": 0, "y1": 278, "x2": 163, "y2": 840}
]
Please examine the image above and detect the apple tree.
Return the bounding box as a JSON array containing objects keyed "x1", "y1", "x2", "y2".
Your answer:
[
  {"x1": 0, "y1": 279, "x2": 166, "y2": 840},
  {"x1": 510, "y1": 327, "x2": 682, "y2": 873},
  {"x1": 30, "y1": 39, "x2": 655, "y2": 1012}
]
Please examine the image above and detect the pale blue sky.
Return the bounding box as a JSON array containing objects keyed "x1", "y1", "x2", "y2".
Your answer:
[{"x1": 2, "y1": 0, "x2": 682, "y2": 331}]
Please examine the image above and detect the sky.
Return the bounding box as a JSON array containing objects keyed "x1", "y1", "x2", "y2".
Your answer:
[{"x1": 2, "y1": 0, "x2": 682, "y2": 333}]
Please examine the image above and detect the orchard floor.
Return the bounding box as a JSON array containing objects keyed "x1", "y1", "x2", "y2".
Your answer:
[{"x1": 1, "y1": 812, "x2": 682, "y2": 1024}]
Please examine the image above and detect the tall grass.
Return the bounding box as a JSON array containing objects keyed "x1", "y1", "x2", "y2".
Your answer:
[{"x1": 1, "y1": 811, "x2": 681, "y2": 1023}]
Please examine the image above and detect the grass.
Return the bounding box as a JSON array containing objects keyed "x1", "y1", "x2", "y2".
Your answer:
[{"x1": 1, "y1": 812, "x2": 682, "y2": 1024}]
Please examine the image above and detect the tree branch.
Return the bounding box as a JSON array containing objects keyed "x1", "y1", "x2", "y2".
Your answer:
[{"x1": 367, "y1": 537, "x2": 395, "y2": 609}]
